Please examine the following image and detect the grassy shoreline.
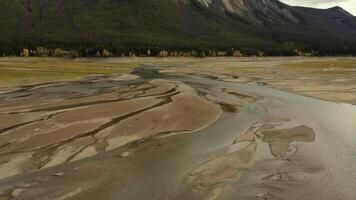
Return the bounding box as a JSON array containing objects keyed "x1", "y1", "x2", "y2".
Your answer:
[{"x1": 0, "y1": 57, "x2": 139, "y2": 86}]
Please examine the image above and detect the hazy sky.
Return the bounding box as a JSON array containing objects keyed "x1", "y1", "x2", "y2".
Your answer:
[{"x1": 281, "y1": 0, "x2": 356, "y2": 15}]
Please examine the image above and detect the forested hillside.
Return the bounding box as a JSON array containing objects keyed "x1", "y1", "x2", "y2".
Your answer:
[{"x1": 0, "y1": 0, "x2": 355, "y2": 56}]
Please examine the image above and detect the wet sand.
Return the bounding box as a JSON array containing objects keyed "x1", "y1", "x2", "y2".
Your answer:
[{"x1": 1, "y1": 57, "x2": 356, "y2": 200}]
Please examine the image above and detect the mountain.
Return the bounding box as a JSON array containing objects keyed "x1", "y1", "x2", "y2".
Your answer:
[
  {"x1": 197, "y1": 0, "x2": 356, "y2": 42},
  {"x1": 0, "y1": 0, "x2": 355, "y2": 56},
  {"x1": 196, "y1": 0, "x2": 300, "y2": 23}
]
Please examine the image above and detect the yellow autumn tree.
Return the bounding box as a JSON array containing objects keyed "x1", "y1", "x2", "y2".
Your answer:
[
  {"x1": 158, "y1": 50, "x2": 168, "y2": 57},
  {"x1": 36, "y1": 47, "x2": 49, "y2": 57},
  {"x1": 53, "y1": 48, "x2": 70, "y2": 57},
  {"x1": 233, "y1": 50, "x2": 242, "y2": 57},
  {"x1": 217, "y1": 51, "x2": 226, "y2": 56},
  {"x1": 102, "y1": 49, "x2": 113, "y2": 57},
  {"x1": 22, "y1": 48, "x2": 30, "y2": 57}
]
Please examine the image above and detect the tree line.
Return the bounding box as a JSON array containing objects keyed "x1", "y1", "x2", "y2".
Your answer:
[{"x1": 1, "y1": 46, "x2": 347, "y2": 58}]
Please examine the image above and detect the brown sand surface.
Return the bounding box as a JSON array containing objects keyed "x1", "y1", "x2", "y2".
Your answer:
[
  {"x1": 0, "y1": 74, "x2": 221, "y2": 180},
  {"x1": 1, "y1": 57, "x2": 356, "y2": 200}
]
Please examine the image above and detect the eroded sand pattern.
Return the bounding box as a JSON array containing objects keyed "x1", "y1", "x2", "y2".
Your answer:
[
  {"x1": 0, "y1": 75, "x2": 221, "y2": 180},
  {"x1": 1, "y1": 58, "x2": 356, "y2": 200}
]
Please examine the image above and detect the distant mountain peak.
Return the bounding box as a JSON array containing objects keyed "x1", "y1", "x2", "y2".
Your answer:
[
  {"x1": 328, "y1": 6, "x2": 353, "y2": 17},
  {"x1": 196, "y1": 0, "x2": 300, "y2": 23}
]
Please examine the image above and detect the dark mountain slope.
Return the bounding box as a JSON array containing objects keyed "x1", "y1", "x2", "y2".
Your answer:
[
  {"x1": 199, "y1": 0, "x2": 356, "y2": 41},
  {"x1": 0, "y1": 0, "x2": 355, "y2": 56}
]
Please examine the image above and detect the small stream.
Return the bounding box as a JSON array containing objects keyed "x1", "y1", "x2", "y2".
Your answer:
[{"x1": 129, "y1": 66, "x2": 356, "y2": 200}]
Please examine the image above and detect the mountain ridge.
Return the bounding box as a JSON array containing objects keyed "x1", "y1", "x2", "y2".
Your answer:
[{"x1": 0, "y1": 0, "x2": 355, "y2": 56}]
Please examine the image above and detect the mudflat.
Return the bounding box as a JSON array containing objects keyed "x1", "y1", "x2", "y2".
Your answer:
[{"x1": 0, "y1": 57, "x2": 356, "y2": 200}]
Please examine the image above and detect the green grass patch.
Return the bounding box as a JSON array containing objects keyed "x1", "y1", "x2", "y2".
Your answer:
[{"x1": 0, "y1": 58, "x2": 138, "y2": 85}]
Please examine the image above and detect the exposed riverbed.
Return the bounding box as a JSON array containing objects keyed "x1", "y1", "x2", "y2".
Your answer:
[{"x1": 1, "y1": 59, "x2": 356, "y2": 200}]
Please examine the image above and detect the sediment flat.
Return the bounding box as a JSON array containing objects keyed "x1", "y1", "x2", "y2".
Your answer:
[{"x1": 1, "y1": 57, "x2": 356, "y2": 200}]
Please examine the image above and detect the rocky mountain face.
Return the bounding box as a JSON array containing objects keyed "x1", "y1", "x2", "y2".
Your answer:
[
  {"x1": 196, "y1": 0, "x2": 300, "y2": 23},
  {"x1": 197, "y1": 0, "x2": 355, "y2": 27},
  {"x1": 195, "y1": 0, "x2": 356, "y2": 42}
]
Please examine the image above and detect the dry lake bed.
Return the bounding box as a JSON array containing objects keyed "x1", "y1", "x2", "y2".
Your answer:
[{"x1": 0, "y1": 57, "x2": 356, "y2": 200}]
